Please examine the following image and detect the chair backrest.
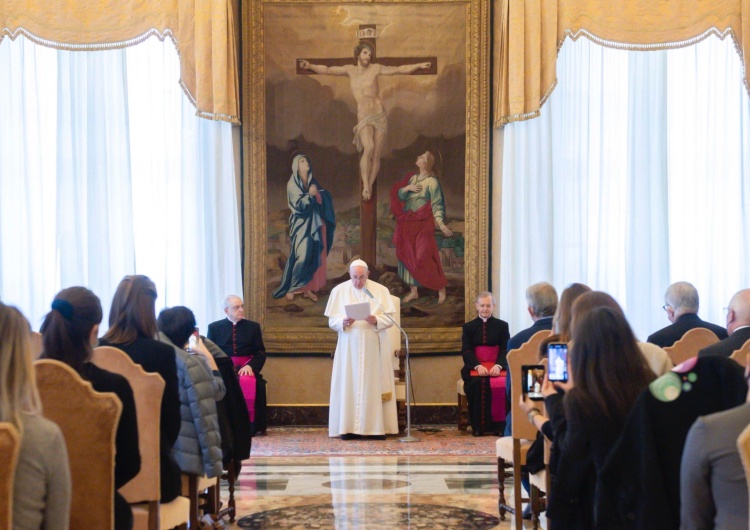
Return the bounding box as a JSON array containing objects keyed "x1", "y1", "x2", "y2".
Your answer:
[
  {"x1": 729, "y1": 339, "x2": 750, "y2": 368},
  {"x1": 34, "y1": 359, "x2": 121, "y2": 530},
  {"x1": 387, "y1": 295, "x2": 401, "y2": 371},
  {"x1": 92, "y1": 346, "x2": 165, "y2": 504},
  {"x1": 0, "y1": 423, "x2": 21, "y2": 530},
  {"x1": 507, "y1": 330, "x2": 551, "y2": 440},
  {"x1": 664, "y1": 327, "x2": 720, "y2": 365}
]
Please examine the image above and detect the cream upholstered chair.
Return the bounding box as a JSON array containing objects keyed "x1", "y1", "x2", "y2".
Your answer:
[
  {"x1": 496, "y1": 330, "x2": 551, "y2": 528},
  {"x1": 92, "y1": 346, "x2": 190, "y2": 530},
  {"x1": 729, "y1": 339, "x2": 750, "y2": 368},
  {"x1": 664, "y1": 327, "x2": 720, "y2": 365},
  {"x1": 737, "y1": 422, "x2": 750, "y2": 530},
  {"x1": 0, "y1": 423, "x2": 21, "y2": 530},
  {"x1": 181, "y1": 474, "x2": 219, "y2": 529},
  {"x1": 528, "y1": 437, "x2": 551, "y2": 529},
  {"x1": 35, "y1": 359, "x2": 122, "y2": 530}
]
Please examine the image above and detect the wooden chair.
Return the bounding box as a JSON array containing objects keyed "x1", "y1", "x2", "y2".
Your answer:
[
  {"x1": 0, "y1": 423, "x2": 21, "y2": 530},
  {"x1": 181, "y1": 474, "x2": 220, "y2": 528},
  {"x1": 529, "y1": 437, "x2": 551, "y2": 529},
  {"x1": 92, "y1": 346, "x2": 190, "y2": 530},
  {"x1": 664, "y1": 327, "x2": 720, "y2": 366},
  {"x1": 34, "y1": 359, "x2": 121, "y2": 530},
  {"x1": 456, "y1": 379, "x2": 469, "y2": 431},
  {"x1": 496, "y1": 330, "x2": 551, "y2": 528},
  {"x1": 729, "y1": 339, "x2": 750, "y2": 368},
  {"x1": 737, "y1": 422, "x2": 750, "y2": 530}
]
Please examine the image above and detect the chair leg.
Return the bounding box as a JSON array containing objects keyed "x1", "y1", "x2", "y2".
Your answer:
[
  {"x1": 513, "y1": 459, "x2": 523, "y2": 530},
  {"x1": 458, "y1": 393, "x2": 469, "y2": 431},
  {"x1": 530, "y1": 483, "x2": 540, "y2": 529},
  {"x1": 497, "y1": 456, "x2": 507, "y2": 520},
  {"x1": 187, "y1": 476, "x2": 200, "y2": 530},
  {"x1": 218, "y1": 459, "x2": 238, "y2": 523}
]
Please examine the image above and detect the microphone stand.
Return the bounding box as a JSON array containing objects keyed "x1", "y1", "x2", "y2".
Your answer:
[{"x1": 363, "y1": 287, "x2": 418, "y2": 442}]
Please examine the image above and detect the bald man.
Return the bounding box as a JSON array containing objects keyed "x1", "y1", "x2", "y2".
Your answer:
[{"x1": 698, "y1": 289, "x2": 750, "y2": 358}]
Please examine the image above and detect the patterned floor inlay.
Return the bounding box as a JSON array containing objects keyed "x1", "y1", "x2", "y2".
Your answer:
[
  {"x1": 236, "y1": 502, "x2": 501, "y2": 529},
  {"x1": 322, "y1": 478, "x2": 411, "y2": 490}
]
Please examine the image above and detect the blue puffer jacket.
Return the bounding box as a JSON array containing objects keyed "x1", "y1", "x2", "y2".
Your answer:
[{"x1": 159, "y1": 333, "x2": 226, "y2": 478}]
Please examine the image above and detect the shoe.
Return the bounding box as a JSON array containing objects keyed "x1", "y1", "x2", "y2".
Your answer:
[
  {"x1": 370, "y1": 435, "x2": 386, "y2": 440},
  {"x1": 201, "y1": 514, "x2": 227, "y2": 529},
  {"x1": 341, "y1": 433, "x2": 361, "y2": 440},
  {"x1": 522, "y1": 504, "x2": 533, "y2": 520}
]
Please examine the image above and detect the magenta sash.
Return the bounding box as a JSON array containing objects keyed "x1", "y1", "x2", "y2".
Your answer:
[
  {"x1": 232, "y1": 356, "x2": 256, "y2": 423},
  {"x1": 474, "y1": 346, "x2": 506, "y2": 422}
]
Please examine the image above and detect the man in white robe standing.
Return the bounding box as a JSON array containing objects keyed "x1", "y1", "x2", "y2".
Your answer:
[{"x1": 325, "y1": 259, "x2": 399, "y2": 439}]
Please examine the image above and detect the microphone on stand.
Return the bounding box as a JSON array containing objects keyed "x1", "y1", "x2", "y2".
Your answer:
[{"x1": 362, "y1": 286, "x2": 418, "y2": 442}]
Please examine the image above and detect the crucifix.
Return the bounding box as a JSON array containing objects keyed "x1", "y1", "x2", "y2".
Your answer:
[{"x1": 297, "y1": 25, "x2": 437, "y2": 267}]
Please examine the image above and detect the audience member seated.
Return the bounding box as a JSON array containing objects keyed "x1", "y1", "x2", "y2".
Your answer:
[
  {"x1": 544, "y1": 306, "x2": 655, "y2": 528},
  {"x1": 208, "y1": 295, "x2": 267, "y2": 435},
  {"x1": 647, "y1": 281, "x2": 728, "y2": 348},
  {"x1": 505, "y1": 282, "x2": 558, "y2": 436},
  {"x1": 157, "y1": 306, "x2": 225, "y2": 480},
  {"x1": 461, "y1": 291, "x2": 510, "y2": 436},
  {"x1": 0, "y1": 302, "x2": 71, "y2": 530},
  {"x1": 40, "y1": 287, "x2": 140, "y2": 530},
  {"x1": 572, "y1": 291, "x2": 673, "y2": 376},
  {"x1": 98, "y1": 275, "x2": 182, "y2": 503},
  {"x1": 517, "y1": 282, "x2": 590, "y2": 519},
  {"x1": 680, "y1": 351, "x2": 750, "y2": 529},
  {"x1": 699, "y1": 288, "x2": 750, "y2": 358},
  {"x1": 596, "y1": 354, "x2": 747, "y2": 529}
]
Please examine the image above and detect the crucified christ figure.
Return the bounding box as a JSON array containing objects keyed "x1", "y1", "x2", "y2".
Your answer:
[{"x1": 300, "y1": 42, "x2": 431, "y2": 201}]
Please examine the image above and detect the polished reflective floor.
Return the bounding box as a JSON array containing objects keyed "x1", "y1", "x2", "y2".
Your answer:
[{"x1": 222, "y1": 455, "x2": 545, "y2": 529}]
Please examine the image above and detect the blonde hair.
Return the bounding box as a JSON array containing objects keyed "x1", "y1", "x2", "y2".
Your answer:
[{"x1": 0, "y1": 303, "x2": 42, "y2": 432}]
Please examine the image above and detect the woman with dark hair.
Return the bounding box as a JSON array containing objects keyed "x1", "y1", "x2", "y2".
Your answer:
[
  {"x1": 156, "y1": 306, "x2": 225, "y2": 479},
  {"x1": 99, "y1": 275, "x2": 182, "y2": 503},
  {"x1": 0, "y1": 302, "x2": 71, "y2": 530},
  {"x1": 543, "y1": 306, "x2": 655, "y2": 528},
  {"x1": 40, "y1": 286, "x2": 140, "y2": 530}
]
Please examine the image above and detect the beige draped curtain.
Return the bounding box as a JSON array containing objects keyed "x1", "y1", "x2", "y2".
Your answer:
[
  {"x1": 1, "y1": 0, "x2": 239, "y2": 123},
  {"x1": 494, "y1": 0, "x2": 749, "y2": 126}
]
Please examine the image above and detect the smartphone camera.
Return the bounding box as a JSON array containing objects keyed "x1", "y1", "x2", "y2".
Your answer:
[
  {"x1": 547, "y1": 342, "x2": 569, "y2": 383},
  {"x1": 521, "y1": 364, "x2": 545, "y2": 401}
]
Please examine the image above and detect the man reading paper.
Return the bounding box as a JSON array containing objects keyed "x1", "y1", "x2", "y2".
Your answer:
[{"x1": 325, "y1": 259, "x2": 398, "y2": 439}]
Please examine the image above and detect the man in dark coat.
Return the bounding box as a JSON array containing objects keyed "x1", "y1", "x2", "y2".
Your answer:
[
  {"x1": 699, "y1": 288, "x2": 750, "y2": 358},
  {"x1": 647, "y1": 281, "x2": 727, "y2": 348},
  {"x1": 207, "y1": 295, "x2": 268, "y2": 435}
]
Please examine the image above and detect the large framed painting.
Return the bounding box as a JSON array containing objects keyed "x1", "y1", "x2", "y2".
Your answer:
[{"x1": 242, "y1": 0, "x2": 490, "y2": 353}]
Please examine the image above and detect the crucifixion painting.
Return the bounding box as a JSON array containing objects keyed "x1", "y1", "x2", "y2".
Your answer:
[{"x1": 297, "y1": 25, "x2": 437, "y2": 266}]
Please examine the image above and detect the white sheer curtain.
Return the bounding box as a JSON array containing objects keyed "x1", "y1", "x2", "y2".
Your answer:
[
  {"x1": 0, "y1": 36, "x2": 242, "y2": 331},
  {"x1": 497, "y1": 36, "x2": 750, "y2": 340}
]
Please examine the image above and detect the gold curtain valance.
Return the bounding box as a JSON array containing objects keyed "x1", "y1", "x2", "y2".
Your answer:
[
  {"x1": 1, "y1": 0, "x2": 239, "y2": 124},
  {"x1": 494, "y1": 0, "x2": 749, "y2": 127}
]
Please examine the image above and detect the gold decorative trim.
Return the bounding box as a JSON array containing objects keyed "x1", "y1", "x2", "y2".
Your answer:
[{"x1": 242, "y1": 0, "x2": 489, "y2": 353}]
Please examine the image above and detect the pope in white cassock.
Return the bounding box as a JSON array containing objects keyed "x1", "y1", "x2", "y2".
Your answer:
[{"x1": 325, "y1": 259, "x2": 399, "y2": 439}]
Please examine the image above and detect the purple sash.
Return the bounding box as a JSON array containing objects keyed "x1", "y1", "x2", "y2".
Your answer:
[
  {"x1": 474, "y1": 345, "x2": 506, "y2": 422},
  {"x1": 232, "y1": 356, "x2": 256, "y2": 423}
]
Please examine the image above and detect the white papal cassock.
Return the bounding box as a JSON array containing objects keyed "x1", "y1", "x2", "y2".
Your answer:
[{"x1": 325, "y1": 278, "x2": 398, "y2": 436}]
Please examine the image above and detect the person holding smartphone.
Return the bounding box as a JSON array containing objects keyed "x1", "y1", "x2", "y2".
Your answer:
[{"x1": 542, "y1": 304, "x2": 654, "y2": 528}]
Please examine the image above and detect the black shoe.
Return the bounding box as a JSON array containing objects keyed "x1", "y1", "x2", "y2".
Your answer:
[
  {"x1": 370, "y1": 435, "x2": 386, "y2": 440},
  {"x1": 522, "y1": 504, "x2": 533, "y2": 520},
  {"x1": 341, "y1": 433, "x2": 361, "y2": 440}
]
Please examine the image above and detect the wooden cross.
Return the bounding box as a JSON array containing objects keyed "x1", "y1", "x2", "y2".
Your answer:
[{"x1": 297, "y1": 25, "x2": 437, "y2": 268}]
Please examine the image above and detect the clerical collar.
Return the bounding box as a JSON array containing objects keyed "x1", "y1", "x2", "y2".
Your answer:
[
  {"x1": 480, "y1": 316, "x2": 489, "y2": 322},
  {"x1": 227, "y1": 317, "x2": 241, "y2": 325}
]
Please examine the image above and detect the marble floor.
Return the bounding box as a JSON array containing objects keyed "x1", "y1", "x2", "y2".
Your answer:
[{"x1": 219, "y1": 455, "x2": 546, "y2": 529}]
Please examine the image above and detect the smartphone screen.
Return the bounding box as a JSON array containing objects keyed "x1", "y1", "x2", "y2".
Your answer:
[
  {"x1": 547, "y1": 342, "x2": 569, "y2": 383},
  {"x1": 521, "y1": 365, "x2": 545, "y2": 401}
]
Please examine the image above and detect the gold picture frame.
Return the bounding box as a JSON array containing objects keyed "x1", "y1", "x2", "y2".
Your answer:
[{"x1": 242, "y1": 0, "x2": 490, "y2": 353}]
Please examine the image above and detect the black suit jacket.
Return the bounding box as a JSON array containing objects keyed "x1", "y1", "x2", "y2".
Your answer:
[
  {"x1": 461, "y1": 316, "x2": 511, "y2": 378},
  {"x1": 507, "y1": 317, "x2": 554, "y2": 351},
  {"x1": 207, "y1": 318, "x2": 266, "y2": 374},
  {"x1": 698, "y1": 326, "x2": 750, "y2": 358},
  {"x1": 647, "y1": 313, "x2": 728, "y2": 348}
]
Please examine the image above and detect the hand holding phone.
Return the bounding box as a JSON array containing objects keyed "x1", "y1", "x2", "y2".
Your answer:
[{"x1": 521, "y1": 364, "x2": 545, "y2": 401}]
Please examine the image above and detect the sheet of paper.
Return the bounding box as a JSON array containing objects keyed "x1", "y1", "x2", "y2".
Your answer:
[{"x1": 345, "y1": 302, "x2": 371, "y2": 320}]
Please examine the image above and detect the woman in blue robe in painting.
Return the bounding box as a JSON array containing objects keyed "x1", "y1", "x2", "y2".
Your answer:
[{"x1": 273, "y1": 154, "x2": 336, "y2": 301}]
